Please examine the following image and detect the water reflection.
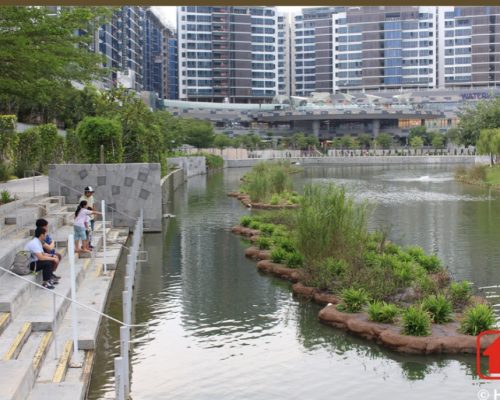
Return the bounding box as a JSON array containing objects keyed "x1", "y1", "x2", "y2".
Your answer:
[{"x1": 89, "y1": 165, "x2": 500, "y2": 400}]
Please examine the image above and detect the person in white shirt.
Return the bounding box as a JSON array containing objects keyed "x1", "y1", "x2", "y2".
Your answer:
[
  {"x1": 74, "y1": 200, "x2": 101, "y2": 254},
  {"x1": 79, "y1": 186, "x2": 97, "y2": 248},
  {"x1": 25, "y1": 227, "x2": 59, "y2": 289}
]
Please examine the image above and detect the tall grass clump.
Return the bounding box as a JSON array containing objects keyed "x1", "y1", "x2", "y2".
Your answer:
[
  {"x1": 401, "y1": 306, "x2": 432, "y2": 336},
  {"x1": 460, "y1": 304, "x2": 495, "y2": 336},
  {"x1": 295, "y1": 184, "x2": 369, "y2": 266},
  {"x1": 241, "y1": 162, "x2": 294, "y2": 203},
  {"x1": 448, "y1": 281, "x2": 471, "y2": 309},
  {"x1": 368, "y1": 301, "x2": 399, "y2": 323},
  {"x1": 339, "y1": 287, "x2": 370, "y2": 313},
  {"x1": 421, "y1": 295, "x2": 452, "y2": 324}
]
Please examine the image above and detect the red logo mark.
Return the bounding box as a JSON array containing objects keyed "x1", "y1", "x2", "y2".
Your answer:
[{"x1": 477, "y1": 330, "x2": 500, "y2": 379}]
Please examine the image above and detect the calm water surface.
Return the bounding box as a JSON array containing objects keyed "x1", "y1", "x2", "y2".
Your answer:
[{"x1": 88, "y1": 165, "x2": 500, "y2": 400}]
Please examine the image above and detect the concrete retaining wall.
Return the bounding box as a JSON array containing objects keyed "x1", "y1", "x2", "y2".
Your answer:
[
  {"x1": 48, "y1": 163, "x2": 162, "y2": 232},
  {"x1": 161, "y1": 168, "x2": 185, "y2": 214},
  {"x1": 225, "y1": 155, "x2": 483, "y2": 168},
  {"x1": 167, "y1": 157, "x2": 206, "y2": 178}
]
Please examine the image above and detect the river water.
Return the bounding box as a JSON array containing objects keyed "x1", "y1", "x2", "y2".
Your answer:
[{"x1": 88, "y1": 164, "x2": 500, "y2": 400}]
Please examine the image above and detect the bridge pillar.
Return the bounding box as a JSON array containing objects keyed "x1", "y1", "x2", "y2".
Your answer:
[
  {"x1": 372, "y1": 120, "x2": 380, "y2": 137},
  {"x1": 312, "y1": 120, "x2": 320, "y2": 137}
]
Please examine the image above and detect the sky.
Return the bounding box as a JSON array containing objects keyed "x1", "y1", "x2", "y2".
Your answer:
[{"x1": 151, "y1": 6, "x2": 307, "y2": 30}]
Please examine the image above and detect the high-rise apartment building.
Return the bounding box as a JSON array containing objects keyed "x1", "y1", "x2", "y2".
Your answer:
[
  {"x1": 177, "y1": 6, "x2": 288, "y2": 103},
  {"x1": 293, "y1": 7, "x2": 345, "y2": 97},
  {"x1": 439, "y1": 6, "x2": 500, "y2": 88},
  {"x1": 143, "y1": 8, "x2": 173, "y2": 99},
  {"x1": 96, "y1": 6, "x2": 145, "y2": 91},
  {"x1": 168, "y1": 37, "x2": 179, "y2": 100},
  {"x1": 293, "y1": 6, "x2": 500, "y2": 95}
]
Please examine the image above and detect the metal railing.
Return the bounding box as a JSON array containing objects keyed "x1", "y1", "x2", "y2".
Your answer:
[{"x1": 115, "y1": 208, "x2": 144, "y2": 400}]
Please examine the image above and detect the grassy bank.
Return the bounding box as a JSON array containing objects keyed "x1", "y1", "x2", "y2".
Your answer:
[{"x1": 455, "y1": 164, "x2": 500, "y2": 187}]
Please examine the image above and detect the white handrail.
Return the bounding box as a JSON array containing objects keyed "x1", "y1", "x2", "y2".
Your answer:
[{"x1": 0, "y1": 265, "x2": 146, "y2": 329}]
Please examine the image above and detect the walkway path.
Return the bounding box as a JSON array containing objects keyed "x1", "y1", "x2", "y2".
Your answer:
[{"x1": 0, "y1": 176, "x2": 48, "y2": 199}]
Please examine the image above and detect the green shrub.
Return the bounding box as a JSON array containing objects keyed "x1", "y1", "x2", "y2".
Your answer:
[
  {"x1": 392, "y1": 261, "x2": 415, "y2": 285},
  {"x1": 197, "y1": 153, "x2": 224, "y2": 169},
  {"x1": 397, "y1": 251, "x2": 413, "y2": 263},
  {"x1": 339, "y1": 288, "x2": 370, "y2": 313},
  {"x1": 240, "y1": 216, "x2": 253, "y2": 227},
  {"x1": 273, "y1": 236, "x2": 296, "y2": 253},
  {"x1": 460, "y1": 304, "x2": 496, "y2": 336},
  {"x1": 449, "y1": 281, "x2": 472, "y2": 308},
  {"x1": 363, "y1": 251, "x2": 381, "y2": 268},
  {"x1": 270, "y1": 248, "x2": 288, "y2": 264},
  {"x1": 260, "y1": 223, "x2": 276, "y2": 236},
  {"x1": 414, "y1": 274, "x2": 439, "y2": 298},
  {"x1": 256, "y1": 236, "x2": 271, "y2": 250},
  {"x1": 1, "y1": 190, "x2": 13, "y2": 204},
  {"x1": 284, "y1": 251, "x2": 304, "y2": 268},
  {"x1": 406, "y1": 246, "x2": 426, "y2": 260},
  {"x1": 368, "y1": 301, "x2": 399, "y2": 323},
  {"x1": 401, "y1": 306, "x2": 432, "y2": 336},
  {"x1": 417, "y1": 254, "x2": 442, "y2": 273},
  {"x1": 422, "y1": 295, "x2": 453, "y2": 324},
  {"x1": 384, "y1": 242, "x2": 400, "y2": 255},
  {"x1": 0, "y1": 164, "x2": 11, "y2": 182},
  {"x1": 270, "y1": 194, "x2": 280, "y2": 205},
  {"x1": 307, "y1": 258, "x2": 348, "y2": 291},
  {"x1": 249, "y1": 221, "x2": 261, "y2": 230}
]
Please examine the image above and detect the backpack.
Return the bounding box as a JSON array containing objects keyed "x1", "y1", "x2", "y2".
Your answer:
[{"x1": 10, "y1": 250, "x2": 32, "y2": 275}]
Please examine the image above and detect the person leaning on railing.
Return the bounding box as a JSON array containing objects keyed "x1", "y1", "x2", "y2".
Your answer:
[{"x1": 25, "y1": 227, "x2": 59, "y2": 289}]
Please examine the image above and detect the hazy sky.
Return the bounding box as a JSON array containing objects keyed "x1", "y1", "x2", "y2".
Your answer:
[{"x1": 151, "y1": 6, "x2": 307, "y2": 30}]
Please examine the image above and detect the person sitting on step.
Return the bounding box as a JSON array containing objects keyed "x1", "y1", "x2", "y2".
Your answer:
[
  {"x1": 25, "y1": 227, "x2": 59, "y2": 289},
  {"x1": 35, "y1": 218, "x2": 62, "y2": 281}
]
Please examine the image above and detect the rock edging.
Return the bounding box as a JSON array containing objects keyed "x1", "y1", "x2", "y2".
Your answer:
[{"x1": 232, "y1": 224, "x2": 489, "y2": 354}]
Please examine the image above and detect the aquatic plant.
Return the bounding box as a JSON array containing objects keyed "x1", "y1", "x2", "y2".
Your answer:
[
  {"x1": 422, "y1": 295, "x2": 453, "y2": 324},
  {"x1": 339, "y1": 287, "x2": 370, "y2": 313},
  {"x1": 401, "y1": 306, "x2": 432, "y2": 336},
  {"x1": 368, "y1": 301, "x2": 399, "y2": 323},
  {"x1": 448, "y1": 281, "x2": 471, "y2": 309},
  {"x1": 460, "y1": 304, "x2": 495, "y2": 336}
]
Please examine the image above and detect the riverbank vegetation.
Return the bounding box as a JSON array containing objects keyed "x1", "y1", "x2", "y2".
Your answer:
[
  {"x1": 455, "y1": 164, "x2": 500, "y2": 187},
  {"x1": 238, "y1": 162, "x2": 301, "y2": 205},
  {"x1": 234, "y1": 182, "x2": 494, "y2": 339}
]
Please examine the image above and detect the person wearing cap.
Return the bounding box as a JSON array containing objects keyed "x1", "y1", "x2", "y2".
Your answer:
[{"x1": 80, "y1": 186, "x2": 97, "y2": 249}]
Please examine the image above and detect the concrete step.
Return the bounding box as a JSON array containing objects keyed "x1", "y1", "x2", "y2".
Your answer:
[
  {"x1": 0, "y1": 313, "x2": 11, "y2": 336},
  {"x1": 13, "y1": 258, "x2": 92, "y2": 331},
  {"x1": 0, "y1": 359, "x2": 34, "y2": 400},
  {"x1": 0, "y1": 325, "x2": 54, "y2": 400}
]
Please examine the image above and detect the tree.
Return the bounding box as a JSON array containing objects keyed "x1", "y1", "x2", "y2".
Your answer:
[
  {"x1": 183, "y1": 120, "x2": 215, "y2": 148},
  {"x1": 358, "y1": 133, "x2": 372, "y2": 149},
  {"x1": 431, "y1": 133, "x2": 445, "y2": 149},
  {"x1": 340, "y1": 135, "x2": 358, "y2": 149},
  {"x1": 408, "y1": 126, "x2": 430, "y2": 145},
  {"x1": 38, "y1": 124, "x2": 64, "y2": 172},
  {"x1": 410, "y1": 135, "x2": 424, "y2": 149},
  {"x1": 446, "y1": 128, "x2": 461, "y2": 145},
  {"x1": 76, "y1": 116, "x2": 123, "y2": 163},
  {"x1": 306, "y1": 135, "x2": 319, "y2": 149},
  {"x1": 476, "y1": 128, "x2": 500, "y2": 166},
  {"x1": 456, "y1": 98, "x2": 500, "y2": 146},
  {"x1": 0, "y1": 7, "x2": 112, "y2": 110},
  {"x1": 375, "y1": 133, "x2": 393, "y2": 149},
  {"x1": 214, "y1": 133, "x2": 232, "y2": 149},
  {"x1": 14, "y1": 127, "x2": 42, "y2": 177},
  {"x1": 0, "y1": 115, "x2": 18, "y2": 165}
]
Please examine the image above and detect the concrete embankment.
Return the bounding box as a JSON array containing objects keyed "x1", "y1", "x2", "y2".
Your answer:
[{"x1": 225, "y1": 155, "x2": 487, "y2": 168}]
